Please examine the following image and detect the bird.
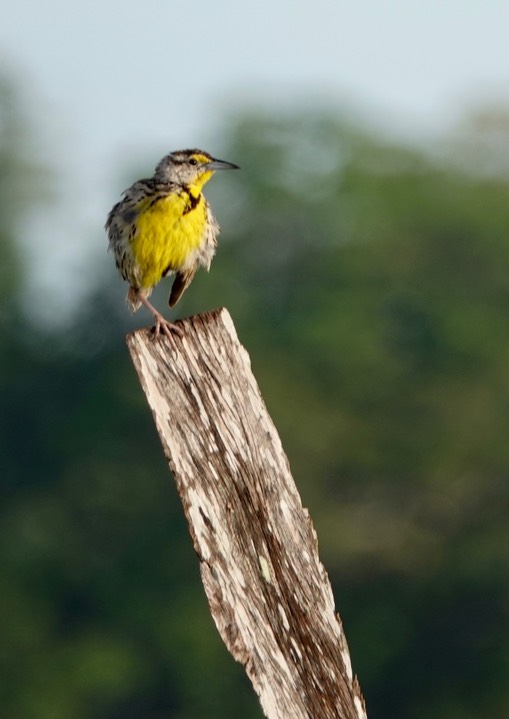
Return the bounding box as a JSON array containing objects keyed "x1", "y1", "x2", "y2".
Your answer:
[{"x1": 105, "y1": 148, "x2": 239, "y2": 336}]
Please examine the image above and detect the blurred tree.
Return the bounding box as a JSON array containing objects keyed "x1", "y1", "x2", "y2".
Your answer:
[
  {"x1": 0, "y1": 73, "x2": 49, "y2": 314},
  {"x1": 1, "y1": 86, "x2": 509, "y2": 719},
  {"x1": 188, "y1": 110, "x2": 509, "y2": 719}
]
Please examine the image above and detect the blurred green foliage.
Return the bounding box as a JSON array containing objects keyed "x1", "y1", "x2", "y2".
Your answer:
[{"x1": 1, "y1": 78, "x2": 509, "y2": 719}]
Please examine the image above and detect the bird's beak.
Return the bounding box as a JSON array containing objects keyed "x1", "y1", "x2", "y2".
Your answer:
[{"x1": 204, "y1": 158, "x2": 240, "y2": 171}]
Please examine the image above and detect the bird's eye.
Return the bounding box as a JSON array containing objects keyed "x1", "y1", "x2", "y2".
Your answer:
[{"x1": 189, "y1": 158, "x2": 198, "y2": 166}]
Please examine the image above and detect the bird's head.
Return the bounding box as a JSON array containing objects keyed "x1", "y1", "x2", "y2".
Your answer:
[{"x1": 154, "y1": 149, "x2": 239, "y2": 191}]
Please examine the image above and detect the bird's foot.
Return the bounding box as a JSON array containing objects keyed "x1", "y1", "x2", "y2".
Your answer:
[
  {"x1": 151, "y1": 311, "x2": 184, "y2": 339},
  {"x1": 134, "y1": 291, "x2": 183, "y2": 339}
]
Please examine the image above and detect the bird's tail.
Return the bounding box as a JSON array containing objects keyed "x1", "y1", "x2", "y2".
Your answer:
[{"x1": 169, "y1": 268, "x2": 197, "y2": 308}]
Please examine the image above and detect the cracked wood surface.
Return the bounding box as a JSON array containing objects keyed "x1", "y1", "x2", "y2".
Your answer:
[{"x1": 127, "y1": 308, "x2": 367, "y2": 719}]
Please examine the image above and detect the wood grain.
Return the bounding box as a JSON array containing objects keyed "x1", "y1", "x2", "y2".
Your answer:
[{"x1": 127, "y1": 308, "x2": 367, "y2": 719}]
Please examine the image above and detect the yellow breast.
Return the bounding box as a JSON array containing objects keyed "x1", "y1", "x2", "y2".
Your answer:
[{"x1": 132, "y1": 192, "x2": 207, "y2": 289}]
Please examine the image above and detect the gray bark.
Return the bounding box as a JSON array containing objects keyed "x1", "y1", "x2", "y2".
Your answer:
[{"x1": 127, "y1": 308, "x2": 367, "y2": 719}]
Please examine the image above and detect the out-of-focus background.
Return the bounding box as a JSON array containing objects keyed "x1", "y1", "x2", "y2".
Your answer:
[{"x1": 2, "y1": 2, "x2": 509, "y2": 718}]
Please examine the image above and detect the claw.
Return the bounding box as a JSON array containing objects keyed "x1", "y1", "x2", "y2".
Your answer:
[
  {"x1": 151, "y1": 314, "x2": 183, "y2": 339},
  {"x1": 135, "y1": 290, "x2": 183, "y2": 339}
]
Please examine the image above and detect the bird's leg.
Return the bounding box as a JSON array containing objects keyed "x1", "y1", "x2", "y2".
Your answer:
[{"x1": 137, "y1": 293, "x2": 183, "y2": 338}]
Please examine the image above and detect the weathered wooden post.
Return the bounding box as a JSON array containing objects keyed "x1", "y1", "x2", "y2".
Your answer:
[{"x1": 127, "y1": 307, "x2": 367, "y2": 719}]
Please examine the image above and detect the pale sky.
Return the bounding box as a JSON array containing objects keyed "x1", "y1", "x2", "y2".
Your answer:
[{"x1": 2, "y1": 0, "x2": 509, "y2": 322}]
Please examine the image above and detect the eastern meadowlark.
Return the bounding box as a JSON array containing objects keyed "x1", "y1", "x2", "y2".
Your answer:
[{"x1": 106, "y1": 148, "x2": 239, "y2": 336}]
